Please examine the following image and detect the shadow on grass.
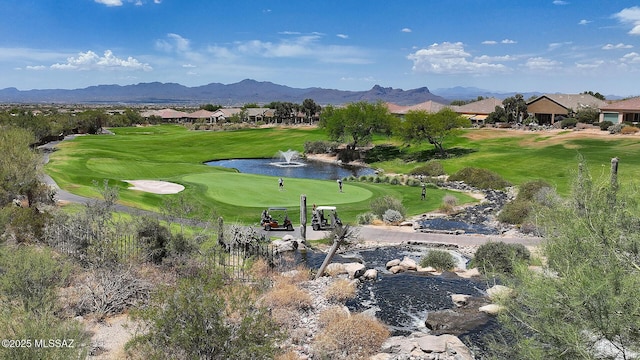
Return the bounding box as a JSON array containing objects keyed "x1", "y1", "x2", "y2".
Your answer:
[{"x1": 364, "y1": 144, "x2": 477, "y2": 163}]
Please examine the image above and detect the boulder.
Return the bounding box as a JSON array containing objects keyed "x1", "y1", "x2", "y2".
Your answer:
[
  {"x1": 377, "y1": 333, "x2": 474, "y2": 360},
  {"x1": 281, "y1": 234, "x2": 295, "y2": 241},
  {"x1": 362, "y1": 268, "x2": 378, "y2": 280},
  {"x1": 399, "y1": 256, "x2": 418, "y2": 270},
  {"x1": 479, "y1": 304, "x2": 504, "y2": 315},
  {"x1": 486, "y1": 284, "x2": 513, "y2": 300},
  {"x1": 416, "y1": 265, "x2": 436, "y2": 273},
  {"x1": 324, "y1": 263, "x2": 347, "y2": 276},
  {"x1": 451, "y1": 294, "x2": 471, "y2": 307},
  {"x1": 456, "y1": 267, "x2": 481, "y2": 278},
  {"x1": 388, "y1": 265, "x2": 405, "y2": 274},
  {"x1": 385, "y1": 259, "x2": 401, "y2": 269},
  {"x1": 271, "y1": 239, "x2": 298, "y2": 254},
  {"x1": 343, "y1": 262, "x2": 365, "y2": 279}
]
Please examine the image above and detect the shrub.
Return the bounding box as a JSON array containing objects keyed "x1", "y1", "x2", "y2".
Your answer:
[
  {"x1": 621, "y1": 125, "x2": 639, "y2": 134},
  {"x1": 382, "y1": 209, "x2": 403, "y2": 225},
  {"x1": 517, "y1": 180, "x2": 552, "y2": 202},
  {"x1": 313, "y1": 312, "x2": 389, "y2": 360},
  {"x1": 356, "y1": 212, "x2": 376, "y2": 225},
  {"x1": 304, "y1": 140, "x2": 338, "y2": 154},
  {"x1": 363, "y1": 144, "x2": 404, "y2": 163},
  {"x1": 497, "y1": 200, "x2": 533, "y2": 225},
  {"x1": 128, "y1": 270, "x2": 281, "y2": 360},
  {"x1": 560, "y1": 117, "x2": 578, "y2": 129},
  {"x1": 470, "y1": 241, "x2": 531, "y2": 275},
  {"x1": 599, "y1": 120, "x2": 614, "y2": 131},
  {"x1": 609, "y1": 123, "x2": 624, "y2": 134},
  {"x1": 325, "y1": 279, "x2": 357, "y2": 303},
  {"x1": 370, "y1": 196, "x2": 406, "y2": 218},
  {"x1": 261, "y1": 282, "x2": 313, "y2": 311},
  {"x1": 409, "y1": 161, "x2": 445, "y2": 176},
  {"x1": 136, "y1": 217, "x2": 170, "y2": 264},
  {"x1": 420, "y1": 250, "x2": 456, "y2": 271},
  {"x1": 575, "y1": 108, "x2": 600, "y2": 124},
  {"x1": 448, "y1": 167, "x2": 512, "y2": 190},
  {"x1": 389, "y1": 176, "x2": 401, "y2": 185},
  {"x1": 439, "y1": 195, "x2": 459, "y2": 214}
]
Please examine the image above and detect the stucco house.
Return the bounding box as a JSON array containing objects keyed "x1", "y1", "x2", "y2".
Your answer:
[
  {"x1": 452, "y1": 98, "x2": 504, "y2": 124},
  {"x1": 526, "y1": 94, "x2": 607, "y2": 125},
  {"x1": 386, "y1": 100, "x2": 448, "y2": 116},
  {"x1": 599, "y1": 97, "x2": 640, "y2": 124}
]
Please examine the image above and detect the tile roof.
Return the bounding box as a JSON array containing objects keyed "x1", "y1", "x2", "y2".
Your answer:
[
  {"x1": 454, "y1": 98, "x2": 504, "y2": 114},
  {"x1": 187, "y1": 109, "x2": 215, "y2": 118},
  {"x1": 386, "y1": 101, "x2": 448, "y2": 115},
  {"x1": 600, "y1": 96, "x2": 640, "y2": 111},
  {"x1": 528, "y1": 94, "x2": 608, "y2": 110}
]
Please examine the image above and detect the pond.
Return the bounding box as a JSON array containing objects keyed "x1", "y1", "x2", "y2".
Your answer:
[{"x1": 205, "y1": 158, "x2": 376, "y2": 180}]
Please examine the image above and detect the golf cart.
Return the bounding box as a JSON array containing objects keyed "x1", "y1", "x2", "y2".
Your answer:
[
  {"x1": 261, "y1": 207, "x2": 294, "y2": 231},
  {"x1": 311, "y1": 206, "x2": 342, "y2": 231}
]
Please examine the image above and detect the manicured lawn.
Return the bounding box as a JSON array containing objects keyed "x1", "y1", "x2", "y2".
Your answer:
[
  {"x1": 47, "y1": 125, "x2": 475, "y2": 224},
  {"x1": 47, "y1": 125, "x2": 640, "y2": 224}
]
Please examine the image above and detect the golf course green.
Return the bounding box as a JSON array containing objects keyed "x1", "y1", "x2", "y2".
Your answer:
[{"x1": 45, "y1": 124, "x2": 640, "y2": 224}]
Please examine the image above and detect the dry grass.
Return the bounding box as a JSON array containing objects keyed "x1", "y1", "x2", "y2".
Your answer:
[
  {"x1": 275, "y1": 350, "x2": 302, "y2": 360},
  {"x1": 621, "y1": 126, "x2": 640, "y2": 134},
  {"x1": 317, "y1": 306, "x2": 350, "y2": 328},
  {"x1": 324, "y1": 279, "x2": 357, "y2": 303},
  {"x1": 313, "y1": 311, "x2": 390, "y2": 360},
  {"x1": 260, "y1": 282, "x2": 313, "y2": 311},
  {"x1": 272, "y1": 264, "x2": 312, "y2": 286}
]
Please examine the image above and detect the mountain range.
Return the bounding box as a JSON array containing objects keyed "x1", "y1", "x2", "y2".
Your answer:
[{"x1": 0, "y1": 79, "x2": 618, "y2": 105}]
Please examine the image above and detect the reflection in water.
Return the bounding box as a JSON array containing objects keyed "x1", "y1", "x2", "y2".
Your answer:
[{"x1": 205, "y1": 158, "x2": 376, "y2": 180}]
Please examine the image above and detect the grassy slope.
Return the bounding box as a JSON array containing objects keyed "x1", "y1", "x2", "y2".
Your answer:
[{"x1": 47, "y1": 125, "x2": 474, "y2": 223}]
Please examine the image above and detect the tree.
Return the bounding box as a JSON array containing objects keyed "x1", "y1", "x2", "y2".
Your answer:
[
  {"x1": 0, "y1": 126, "x2": 45, "y2": 207},
  {"x1": 200, "y1": 104, "x2": 222, "y2": 111},
  {"x1": 397, "y1": 108, "x2": 471, "y2": 155},
  {"x1": 486, "y1": 106, "x2": 508, "y2": 123},
  {"x1": 493, "y1": 159, "x2": 640, "y2": 359},
  {"x1": 502, "y1": 94, "x2": 527, "y2": 122},
  {"x1": 302, "y1": 98, "x2": 321, "y2": 123},
  {"x1": 582, "y1": 90, "x2": 606, "y2": 101},
  {"x1": 319, "y1": 101, "x2": 396, "y2": 149}
]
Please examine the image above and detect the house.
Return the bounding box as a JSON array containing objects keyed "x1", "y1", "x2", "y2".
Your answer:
[
  {"x1": 245, "y1": 108, "x2": 274, "y2": 123},
  {"x1": 452, "y1": 98, "x2": 504, "y2": 124},
  {"x1": 210, "y1": 108, "x2": 243, "y2": 123},
  {"x1": 386, "y1": 100, "x2": 448, "y2": 116},
  {"x1": 526, "y1": 94, "x2": 607, "y2": 125},
  {"x1": 599, "y1": 97, "x2": 640, "y2": 124},
  {"x1": 140, "y1": 108, "x2": 189, "y2": 122},
  {"x1": 187, "y1": 109, "x2": 215, "y2": 122}
]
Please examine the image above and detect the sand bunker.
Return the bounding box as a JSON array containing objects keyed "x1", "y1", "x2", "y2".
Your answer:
[{"x1": 124, "y1": 180, "x2": 184, "y2": 194}]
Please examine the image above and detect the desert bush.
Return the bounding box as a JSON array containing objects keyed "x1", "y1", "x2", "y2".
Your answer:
[
  {"x1": 609, "y1": 123, "x2": 624, "y2": 134},
  {"x1": 420, "y1": 250, "x2": 456, "y2": 271},
  {"x1": 439, "y1": 195, "x2": 459, "y2": 214},
  {"x1": 304, "y1": 140, "x2": 338, "y2": 154},
  {"x1": 382, "y1": 209, "x2": 403, "y2": 225},
  {"x1": 621, "y1": 125, "x2": 640, "y2": 134},
  {"x1": 136, "y1": 217, "x2": 170, "y2": 264},
  {"x1": 409, "y1": 161, "x2": 445, "y2": 176},
  {"x1": 599, "y1": 120, "x2": 614, "y2": 131},
  {"x1": 497, "y1": 200, "x2": 532, "y2": 225},
  {"x1": 560, "y1": 117, "x2": 578, "y2": 129},
  {"x1": 370, "y1": 196, "x2": 406, "y2": 219},
  {"x1": 356, "y1": 212, "x2": 376, "y2": 225},
  {"x1": 3, "y1": 206, "x2": 51, "y2": 243},
  {"x1": 128, "y1": 270, "x2": 281, "y2": 360},
  {"x1": 575, "y1": 108, "x2": 600, "y2": 124},
  {"x1": 517, "y1": 180, "x2": 552, "y2": 202},
  {"x1": 449, "y1": 167, "x2": 511, "y2": 190},
  {"x1": 470, "y1": 241, "x2": 531, "y2": 275},
  {"x1": 79, "y1": 266, "x2": 150, "y2": 319},
  {"x1": 317, "y1": 306, "x2": 351, "y2": 329},
  {"x1": 260, "y1": 282, "x2": 313, "y2": 311},
  {"x1": 389, "y1": 176, "x2": 401, "y2": 185},
  {"x1": 325, "y1": 279, "x2": 357, "y2": 303},
  {"x1": 313, "y1": 312, "x2": 390, "y2": 360},
  {"x1": 0, "y1": 306, "x2": 89, "y2": 360},
  {"x1": 0, "y1": 245, "x2": 71, "y2": 313}
]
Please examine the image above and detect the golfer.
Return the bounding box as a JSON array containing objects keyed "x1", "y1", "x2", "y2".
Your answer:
[
  {"x1": 337, "y1": 179, "x2": 343, "y2": 192},
  {"x1": 278, "y1": 177, "x2": 284, "y2": 190},
  {"x1": 421, "y1": 184, "x2": 426, "y2": 200}
]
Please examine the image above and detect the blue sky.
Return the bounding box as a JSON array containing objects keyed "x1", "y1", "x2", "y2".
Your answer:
[{"x1": 2, "y1": 1, "x2": 640, "y2": 96}]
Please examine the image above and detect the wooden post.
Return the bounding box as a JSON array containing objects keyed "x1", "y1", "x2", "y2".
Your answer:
[
  {"x1": 315, "y1": 234, "x2": 341, "y2": 280},
  {"x1": 610, "y1": 157, "x2": 619, "y2": 189},
  {"x1": 217, "y1": 216, "x2": 224, "y2": 247},
  {"x1": 300, "y1": 194, "x2": 307, "y2": 242}
]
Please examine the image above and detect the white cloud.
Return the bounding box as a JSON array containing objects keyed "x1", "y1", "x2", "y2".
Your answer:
[
  {"x1": 614, "y1": 7, "x2": 640, "y2": 35},
  {"x1": 603, "y1": 43, "x2": 633, "y2": 50},
  {"x1": 621, "y1": 52, "x2": 640, "y2": 63},
  {"x1": 50, "y1": 50, "x2": 152, "y2": 71},
  {"x1": 182, "y1": 64, "x2": 196, "y2": 68},
  {"x1": 336, "y1": 34, "x2": 349, "y2": 39},
  {"x1": 407, "y1": 42, "x2": 508, "y2": 74},
  {"x1": 482, "y1": 40, "x2": 498, "y2": 45},
  {"x1": 156, "y1": 33, "x2": 191, "y2": 53},
  {"x1": 501, "y1": 39, "x2": 517, "y2": 44},
  {"x1": 401, "y1": 28, "x2": 412, "y2": 33},
  {"x1": 553, "y1": 0, "x2": 569, "y2": 5},
  {"x1": 25, "y1": 65, "x2": 46, "y2": 70},
  {"x1": 575, "y1": 60, "x2": 604, "y2": 69},
  {"x1": 548, "y1": 42, "x2": 572, "y2": 51},
  {"x1": 95, "y1": 0, "x2": 123, "y2": 6},
  {"x1": 474, "y1": 54, "x2": 517, "y2": 62},
  {"x1": 525, "y1": 57, "x2": 561, "y2": 70},
  {"x1": 578, "y1": 19, "x2": 591, "y2": 25}
]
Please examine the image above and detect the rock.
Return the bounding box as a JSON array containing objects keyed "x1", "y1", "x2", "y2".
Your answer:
[
  {"x1": 399, "y1": 256, "x2": 418, "y2": 270},
  {"x1": 369, "y1": 354, "x2": 391, "y2": 360},
  {"x1": 281, "y1": 234, "x2": 295, "y2": 241},
  {"x1": 399, "y1": 221, "x2": 414, "y2": 227},
  {"x1": 417, "y1": 335, "x2": 447, "y2": 353},
  {"x1": 343, "y1": 262, "x2": 366, "y2": 279},
  {"x1": 362, "y1": 268, "x2": 378, "y2": 280},
  {"x1": 486, "y1": 284, "x2": 513, "y2": 300},
  {"x1": 417, "y1": 265, "x2": 436, "y2": 273},
  {"x1": 479, "y1": 304, "x2": 504, "y2": 315},
  {"x1": 272, "y1": 239, "x2": 298, "y2": 253},
  {"x1": 386, "y1": 259, "x2": 401, "y2": 269},
  {"x1": 389, "y1": 265, "x2": 405, "y2": 274},
  {"x1": 456, "y1": 268, "x2": 480, "y2": 278},
  {"x1": 324, "y1": 263, "x2": 347, "y2": 276},
  {"x1": 451, "y1": 294, "x2": 471, "y2": 307}
]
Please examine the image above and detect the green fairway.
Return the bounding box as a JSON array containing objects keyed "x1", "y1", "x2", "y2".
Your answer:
[{"x1": 46, "y1": 124, "x2": 640, "y2": 224}]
